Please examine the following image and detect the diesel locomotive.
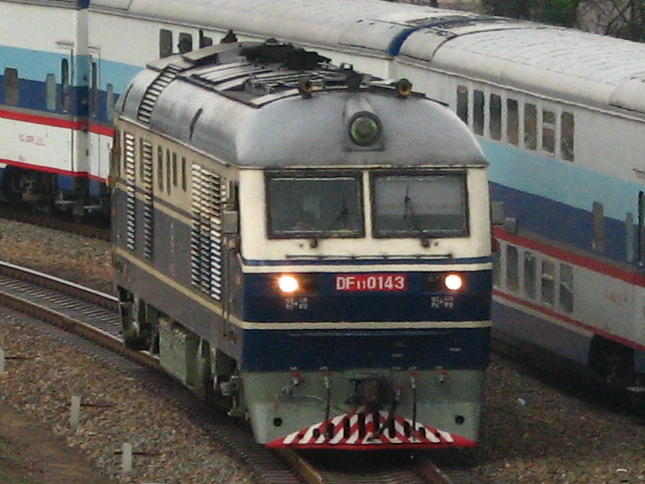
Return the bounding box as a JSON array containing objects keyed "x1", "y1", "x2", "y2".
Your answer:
[{"x1": 110, "y1": 40, "x2": 492, "y2": 449}]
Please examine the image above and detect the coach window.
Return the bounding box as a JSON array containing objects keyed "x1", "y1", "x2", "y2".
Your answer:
[
  {"x1": 4, "y1": 68, "x2": 19, "y2": 106},
  {"x1": 506, "y1": 245, "x2": 519, "y2": 292},
  {"x1": 524, "y1": 103, "x2": 537, "y2": 150},
  {"x1": 559, "y1": 263, "x2": 574, "y2": 313},
  {"x1": 473, "y1": 89, "x2": 485, "y2": 135},
  {"x1": 90, "y1": 62, "x2": 99, "y2": 118},
  {"x1": 626, "y1": 212, "x2": 635, "y2": 262},
  {"x1": 46, "y1": 74, "x2": 57, "y2": 111},
  {"x1": 373, "y1": 173, "x2": 468, "y2": 239},
  {"x1": 61, "y1": 59, "x2": 70, "y2": 113},
  {"x1": 507, "y1": 98, "x2": 519, "y2": 145},
  {"x1": 540, "y1": 259, "x2": 556, "y2": 305},
  {"x1": 178, "y1": 33, "x2": 193, "y2": 54},
  {"x1": 592, "y1": 201, "x2": 605, "y2": 251},
  {"x1": 106, "y1": 84, "x2": 115, "y2": 121},
  {"x1": 160, "y1": 29, "x2": 173, "y2": 57},
  {"x1": 523, "y1": 250, "x2": 536, "y2": 299},
  {"x1": 542, "y1": 109, "x2": 555, "y2": 154},
  {"x1": 199, "y1": 30, "x2": 213, "y2": 48},
  {"x1": 490, "y1": 93, "x2": 502, "y2": 141},
  {"x1": 457, "y1": 85, "x2": 469, "y2": 125},
  {"x1": 561, "y1": 111, "x2": 575, "y2": 161},
  {"x1": 492, "y1": 245, "x2": 501, "y2": 287},
  {"x1": 267, "y1": 173, "x2": 363, "y2": 238}
]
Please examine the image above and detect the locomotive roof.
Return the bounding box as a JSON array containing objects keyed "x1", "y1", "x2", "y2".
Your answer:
[
  {"x1": 93, "y1": 0, "x2": 645, "y2": 114},
  {"x1": 116, "y1": 41, "x2": 486, "y2": 169}
]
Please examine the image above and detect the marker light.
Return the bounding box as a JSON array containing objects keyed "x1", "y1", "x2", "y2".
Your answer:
[
  {"x1": 349, "y1": 114, "x2": 381, "y2": 147},
  {"x1": 444, "y1": 274, "x2": 464, "y2": 291},
  {"x1": 278, "y1": 275, "x2": 300, "y2": 294},
  {"x1": 395, "y1": 78, "x2": 413, "y2": 97}
]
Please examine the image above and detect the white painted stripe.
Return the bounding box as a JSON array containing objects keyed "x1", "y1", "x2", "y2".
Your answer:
[
  {"x1": 241, "y1": 320, "x2": 491, "y2": 330},
  {"x1": 241, "y1": 262, "x2": 492, "y2": 272}
]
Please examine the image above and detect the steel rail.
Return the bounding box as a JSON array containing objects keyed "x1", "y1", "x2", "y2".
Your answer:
[{"x1": 0, "y1": 258, "x2": 474, "y2": 484}]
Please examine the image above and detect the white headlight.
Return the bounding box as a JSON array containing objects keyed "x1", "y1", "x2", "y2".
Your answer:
[
  {"x1": 444, "y1": 274, "x2": 464, "y2": 291},
  {"x1": 278, "y1": 275, "x2": 299, "y2": 293}
]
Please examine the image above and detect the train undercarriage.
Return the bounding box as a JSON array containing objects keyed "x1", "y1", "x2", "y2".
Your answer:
[
  {"x1": 116, "y1": 287, "x2": 483, "y2": 448},
  {"x1": 0, "y1": 165, "x2": 109, "y2": 220}
]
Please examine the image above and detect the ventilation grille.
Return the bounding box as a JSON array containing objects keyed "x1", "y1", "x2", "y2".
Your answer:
[
  {"x1": 191, "y1": 165, "x2": 225, "y2": 300},
  {"x1": 137, "y1": 65, "x2": 181, "y2": 124},
  {"x1": 124, "y1": 133, "x2": 137, "y2": 251},
  {"x1": 141, "y1": 141, "x2": 154, "y2": 260}
]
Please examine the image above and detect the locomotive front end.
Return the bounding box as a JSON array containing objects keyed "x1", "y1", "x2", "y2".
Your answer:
[
  {"x1": 110, "y1": 41, "x2": 491, "y2": 451},
  {"x1": 228, "y1": 66, "x2": 492, "y2": 449}
]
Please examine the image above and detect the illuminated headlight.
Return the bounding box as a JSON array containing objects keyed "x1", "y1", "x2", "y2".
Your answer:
[
  {"x1": 349, "y1": 114, "x2": 382, "y2": 147},
  {"x1": 444, "y1": 273, "x2": 464, "y2": 291},
  {"x1": 278, "y1": 275, "x2": 300, "y2": 294}
]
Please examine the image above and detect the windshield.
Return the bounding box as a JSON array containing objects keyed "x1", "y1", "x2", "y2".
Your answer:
[
  {"x1": 372, "y1": 173, "x2": 468, "y2": 238},
  {"x1": 267, "y1": 174, "x2": 363, "y2": 238}
]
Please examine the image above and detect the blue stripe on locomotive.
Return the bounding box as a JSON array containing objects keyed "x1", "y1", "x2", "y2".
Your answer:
[
  {"x1": 239, "y1": 327, "x2": 491, "y2": 372},
  {"x1": 242, "y1": 270, "x2": 492, "y2": 323}
]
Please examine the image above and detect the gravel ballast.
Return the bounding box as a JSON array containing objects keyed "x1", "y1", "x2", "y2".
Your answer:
[{"x1": 1, "y1": 218, "x2": 645, "y2": 483}]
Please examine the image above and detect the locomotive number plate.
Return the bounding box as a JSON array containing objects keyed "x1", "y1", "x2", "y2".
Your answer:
[{"x1": 335, "y1": 274, "x2": 407, "y2": 292}]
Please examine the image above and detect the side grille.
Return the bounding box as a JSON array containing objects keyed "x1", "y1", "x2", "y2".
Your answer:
[
  {"x1": 137, "y1": 65, "x2": 181, "y2": 124},
  {"x1": 191, "y1": 165, "x2": 225, "y2": 301},
  {"x1": 141, "y1": 141, "x2": 154, "y2": 260},
  {"x1": 123, "y1": 133, "x2": 136, "y2": 251}
]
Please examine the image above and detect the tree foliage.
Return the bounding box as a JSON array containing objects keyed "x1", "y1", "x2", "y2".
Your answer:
[
  {"x1": 481, "y1": 0, "x2": 645, "y2": 41},
  {"x1": 481, "y1": 0, "x2": 580, "y2": 26}
]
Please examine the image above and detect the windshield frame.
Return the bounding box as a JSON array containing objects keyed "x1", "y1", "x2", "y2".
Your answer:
[
  {"x1": 370, "y1": 170, "x2": 470, "y2": 239},
  {"x1": 265, "y1": 170, "x2": 365, "y2": 240}
]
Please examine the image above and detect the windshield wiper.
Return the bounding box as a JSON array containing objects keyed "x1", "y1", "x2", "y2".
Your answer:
[
  {"x1": 327, "y1": 194, "x2": 350, "y2": 231},
  {"x1": 403, "y1": 184, "x2": 430, "y2": 247}
]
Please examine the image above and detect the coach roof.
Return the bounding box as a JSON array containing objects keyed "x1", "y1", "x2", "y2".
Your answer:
[{"x1": 92, "y1": 0, "x2": 645, "y2": 114}]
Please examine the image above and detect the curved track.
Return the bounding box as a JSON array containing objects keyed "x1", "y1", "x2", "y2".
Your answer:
[{"x1": 0, "y1": 258, "x2": 481, "y2": 484}]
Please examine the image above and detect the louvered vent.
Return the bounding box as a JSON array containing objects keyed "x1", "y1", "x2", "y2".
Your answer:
[
  {"x1": 191, "y1": 165, "x2": 225, "y2": 301},
  {"x1": 124, "y1": 133, "x2": 137, "y2": 251},
  {"x1": 137, "y1": 65, "x2": 181, "y2": 124},
  {"x1": 141, "y1": 141, "x2": 154, "y2": 260}
]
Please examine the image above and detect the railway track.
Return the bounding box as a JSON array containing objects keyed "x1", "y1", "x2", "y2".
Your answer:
[{"x1": 0, "y1": 259, "x2": 481, "y2": 484}]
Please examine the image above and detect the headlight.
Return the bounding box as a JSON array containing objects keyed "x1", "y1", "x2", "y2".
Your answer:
[
  {"x1": 426, "y1": 272, "x2": 465, "y2": 292},
  {"x1": 444, "y1": 273, "x2": 464, "y2": 291},
  {"x1": 278, "y1": 275, "x2": 300, "y2": 294}
]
